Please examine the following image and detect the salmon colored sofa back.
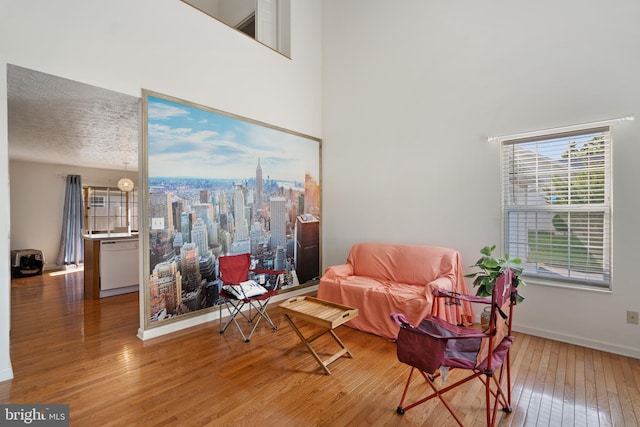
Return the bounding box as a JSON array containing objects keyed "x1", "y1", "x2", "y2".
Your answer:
[
  {"x1": 318, "y1": 243, "x2": 475, "y2": 340},
  {"x1": 349, "y1": 243, "x2": 459, "y2": 286}
]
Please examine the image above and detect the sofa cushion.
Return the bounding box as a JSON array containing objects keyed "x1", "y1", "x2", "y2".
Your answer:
[{"x1": 348, "y1": 243, "x2": 458, "y2": 285}]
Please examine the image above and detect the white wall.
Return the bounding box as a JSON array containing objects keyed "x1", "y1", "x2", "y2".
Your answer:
[
  {"x1": 0, "y1": 0, "x2": 322, "y2": 381},
  {"x1": 9, "y1": 160, "x2": 135, "y2": 268},
  {"x1": 321, "y1": 0, "x2": 640, "y2": 358}
]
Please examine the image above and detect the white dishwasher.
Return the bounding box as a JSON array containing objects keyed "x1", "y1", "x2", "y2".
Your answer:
[{"x1": 100, "y1": 239, "x2": 139, "y2": 297}]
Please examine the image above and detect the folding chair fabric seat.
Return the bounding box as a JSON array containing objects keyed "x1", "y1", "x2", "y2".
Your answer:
[{"x1": 218, "y1": 253, "x2": 284, "y2": 342}]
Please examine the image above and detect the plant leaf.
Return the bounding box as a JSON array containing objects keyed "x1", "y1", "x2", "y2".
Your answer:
[
  {"x1": 480, "y1": 245, "x2": 495, "y2": 256},
  {"x1": 483, "y1": 258, "x2": 500, "y2": 269}
]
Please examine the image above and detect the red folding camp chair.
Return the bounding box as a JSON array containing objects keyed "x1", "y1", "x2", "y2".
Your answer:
[
  {"x1": 391, "y1": 268, "x2": 520, "y2": 426},
  {"x1": 218, "y1": 253, "x2": 284, "y2": 342}
]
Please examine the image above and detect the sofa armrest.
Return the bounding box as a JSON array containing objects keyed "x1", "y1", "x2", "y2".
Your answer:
[
  {"x1": 424, "y1": 275, "x2": 455, "y2": 304},
  {"x1": 322, "y1": 263, "x2": 354, "y2": 280},
  {"x1": 427, "y1": 276, "x2": 455, "y2": 292}
]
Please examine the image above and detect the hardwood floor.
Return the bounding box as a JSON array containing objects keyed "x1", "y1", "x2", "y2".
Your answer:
[{"x1": 2, "y1": 270, "x2": 639, "y2": 426}]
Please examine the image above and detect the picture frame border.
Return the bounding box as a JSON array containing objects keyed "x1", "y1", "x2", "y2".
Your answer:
[{"x1": 140, "y1": 89, "x2": 322, "y2": 331}]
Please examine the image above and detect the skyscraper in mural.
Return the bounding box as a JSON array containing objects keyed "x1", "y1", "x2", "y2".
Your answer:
[
  {"x1": 181, "y1": 211, "x2": 194, "y2": 244},
  {"x1": 255, "y1": 158, "x2": 263, "y2": 215},
  {"x1": 295, "y1": 214, "x2": 320, "y2": 283},
  {"x1": 270, "y1": 197, "x2": 286, "y2": 251},
  {"x1": 193, "y1": 203, "x2": 217, "y2": 245},
  {"x1": 190, "y1": 218, "x2": 209, "y2": 259},
  {"x1": 304, "y1": 171, "x2": 320, "y2": 217},
  {"x1": 180, "y1": 243, "x2": 201, "y2": 292},
  {"x1": 150, "y1": 192, "x2": 174, "y2": 233},
  {"x1": 232, "y1": 182, "x2": 250, "y2": 254},
  {"x1": 149, "y1": 260, "x2": 181, "y2": 318}
]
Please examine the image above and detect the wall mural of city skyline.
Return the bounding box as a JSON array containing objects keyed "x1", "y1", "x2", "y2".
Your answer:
[{"x1": 141, "y1": 90, "x2": 321, "y2": 328}]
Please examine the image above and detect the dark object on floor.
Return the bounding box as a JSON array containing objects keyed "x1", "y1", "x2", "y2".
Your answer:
[{"x1": 11, "y1": 249, "x2": 45, "y2": 278}]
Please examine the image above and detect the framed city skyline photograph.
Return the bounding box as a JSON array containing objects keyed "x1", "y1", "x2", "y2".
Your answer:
[{"x1": 141, "y1": 89, "x2": 321, "y2": 328}]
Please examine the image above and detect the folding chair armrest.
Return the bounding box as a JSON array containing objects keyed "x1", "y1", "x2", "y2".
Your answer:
[
  {"x1": 410, "y1": 330, "x2": 488, "y2": 340},
  {"x1": 250, "y1": 269, "x2": 285, "y2": 291},
  {"x1": 391, "y1": 313, "x2": 487, "y2": 340},
  {"x1": 432, "y1": 288, "x2": 491, "y2": 305},
  {"x1": 390, "y1": 312, "x2": 412, "y2": 328},
  {"x1": 423, "y1": 319, "x2": 488, "y2": 340},
  {"x1": 442, "y1": 332, "x2": 487, "y2": 340}
]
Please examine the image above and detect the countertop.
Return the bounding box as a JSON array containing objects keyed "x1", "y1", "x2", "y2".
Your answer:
[{"x1": 83, "y1": 233, "x2": 139, "y2": 241}]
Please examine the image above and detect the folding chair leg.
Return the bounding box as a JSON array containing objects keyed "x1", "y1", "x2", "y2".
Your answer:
[
  {"x1": 486, "y1": 378, "x2": 492, "y2": 426},
  {"x1": 395, "y1": 367, "x2": 465, "y2": 426},
  {"x1": 220, "y1": 300, "x2": 252, "y2": 341},
  {"x1": 250, "y1": 299, "x2": 278, "y2": 329},
  {"x1": 219, "y1": 300, "x2": 240, "y2": 333},
  {"x1": 505, "y1": 351, "x2": 513, "y2": 411},
  {"x1": 488, "y1": 375, "x2": 506, "y2": 426},
  {"x1": 219, "y1": 297, "x2": 278, "y2": 342},
  {"x1": 477, "y1": 370, "x2": 512, "y2": 426},
  {"x1": 242, "y1": 298, "x2": 278, "y2": 341},
  {"x1": 396, "y1": 367, "x2": 417, "y2": 414}
]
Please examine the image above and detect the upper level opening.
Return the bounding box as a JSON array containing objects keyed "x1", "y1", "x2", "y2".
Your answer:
[{"x1": 181, "y1": 0, "x2": 291, "y2": 58}]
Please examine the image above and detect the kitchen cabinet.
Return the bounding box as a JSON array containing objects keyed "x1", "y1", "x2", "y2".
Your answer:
[{"x1": 83, "y1": 234, "x2": 139, "y2": 299}]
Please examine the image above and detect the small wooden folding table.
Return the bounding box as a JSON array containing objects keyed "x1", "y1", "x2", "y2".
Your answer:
[{"x1": 279, "y1": 296, "x2": 358, "y2": 375}]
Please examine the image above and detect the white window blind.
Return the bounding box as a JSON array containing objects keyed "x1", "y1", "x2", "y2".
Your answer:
[{"x1": 502, "y1": 126, "x2": 611, "y2": 288}]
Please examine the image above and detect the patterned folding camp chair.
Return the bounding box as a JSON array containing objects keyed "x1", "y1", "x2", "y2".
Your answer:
[
  {"x1": 218, "y1": 253, "x2": 284, "y2": 342},
  {"x1": 391, "y1": 268, "x2": 520, "y2": 426}
]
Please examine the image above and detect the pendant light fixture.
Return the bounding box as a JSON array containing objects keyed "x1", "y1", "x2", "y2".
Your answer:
[{"x1": 117, "y1": 162, "x2": 134, "y2": 192}]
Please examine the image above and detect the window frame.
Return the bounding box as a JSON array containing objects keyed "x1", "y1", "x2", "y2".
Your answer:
[
  {"x1": 500, "y1": 125, "x2": 612, "y2": 290},
  {"x1": 83, "y1": 186, "x2": 139, "y2": 235}
]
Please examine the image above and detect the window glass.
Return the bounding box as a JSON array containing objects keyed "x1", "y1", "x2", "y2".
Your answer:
[
  {"x1": 502, "y1": 126, "x2": 611, "y2": 288},
  {"x1": 84, "y1": 187, "x2": 138, "y2": 234}
]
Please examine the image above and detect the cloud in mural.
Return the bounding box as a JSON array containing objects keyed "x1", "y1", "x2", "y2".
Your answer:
[{"x1": 146, "y1": 96, "x2": 319, "y2": 182}]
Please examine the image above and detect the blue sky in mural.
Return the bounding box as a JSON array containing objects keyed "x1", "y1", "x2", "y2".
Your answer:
[{"x1": 147, "y1": 96, "x2": 320, "y2": 182}]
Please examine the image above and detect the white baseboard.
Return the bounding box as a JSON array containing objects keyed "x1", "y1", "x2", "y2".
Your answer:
[
  {"x1": 513, "y1": 322, "x2": 640, "y2": 360},
  {"x1": 137, "y1": 310, "x2": 218, "y2": 340},
  {"x1": 100, "y1": 285, "x2": 138, "y2": 298},
  {"x1": 137, "y1": 285, "x2": 318, "y2": 341},
  {"x1": 0, "y1": 367, "x2": 14, "y2": 382}
]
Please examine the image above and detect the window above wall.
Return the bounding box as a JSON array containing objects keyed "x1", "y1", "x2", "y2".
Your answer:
[
  {"x1": 83, "y1": 186, "x2": 139, "y2": 235},
  {"x1": 500, "y1": 125, "x2": 612, "y2": 290},
  {"x1": 181, "y1": 0, "x2": 291, "y2": 57}
]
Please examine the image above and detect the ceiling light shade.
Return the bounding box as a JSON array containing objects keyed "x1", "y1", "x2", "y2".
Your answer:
[
  {"x1": 117, "y1": 177, "x2": 134, "y2": 192},
  {"x1": 118, "y1": 160, "x2": 134, "y2": 192}
]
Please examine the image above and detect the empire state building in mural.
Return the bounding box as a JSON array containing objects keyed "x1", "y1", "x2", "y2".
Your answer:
[{"x1": 145, "y1": 93, "x2": 321, "y2": 324}]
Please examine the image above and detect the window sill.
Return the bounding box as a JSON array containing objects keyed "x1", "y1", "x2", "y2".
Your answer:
[{"x1": 522, "y1": 275, "x2": 612, "y2": 294}]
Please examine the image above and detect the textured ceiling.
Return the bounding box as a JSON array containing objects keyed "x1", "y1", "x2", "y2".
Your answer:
[{"x1": 7, "y1": 65, "x2": 139, "y2": 171}]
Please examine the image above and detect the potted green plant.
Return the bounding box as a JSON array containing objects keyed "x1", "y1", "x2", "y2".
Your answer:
[{"x1": 465, "y1": 245, "x2": 525, "y2": 328}]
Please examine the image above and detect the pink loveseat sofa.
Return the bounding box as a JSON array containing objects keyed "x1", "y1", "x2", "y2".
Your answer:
[{"x1": 317, "y1": 243, "x2": 475, "y2": 340}]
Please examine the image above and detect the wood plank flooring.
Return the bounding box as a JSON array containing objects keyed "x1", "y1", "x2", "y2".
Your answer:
[{"x1": 1, "y1": 270, "x2": 639, "y2": 426}]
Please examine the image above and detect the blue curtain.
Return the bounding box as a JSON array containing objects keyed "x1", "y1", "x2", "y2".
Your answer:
[{"x1": 56, "y1": 175, "x2": 84, "y2": 266}]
